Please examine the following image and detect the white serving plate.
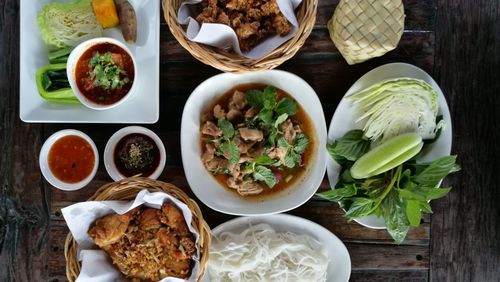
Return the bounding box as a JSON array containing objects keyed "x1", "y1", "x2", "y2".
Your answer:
[
  {"x1": 203, "y1": 214, "x2": 351, "y2": 282},
  {"x1": 19, "y1": 0, "x2": 159, "y2": 123},
  {"x1": 326, "y1": 62, "x2": 453, "y2": 229},
  {"x1": 181, "y1": 70, "x2": 327, "y2": 216}
]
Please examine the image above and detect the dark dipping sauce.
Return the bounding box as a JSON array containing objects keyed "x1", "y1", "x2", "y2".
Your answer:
[
  {"x1": 201, "y1": 83, "x2": 317, "y2": 200},
  {"x1": 48, "y1": 135, "x2": 95, "y2": 183},
  {"x1": 75, "y1": 42, "x2": 134, "y2": 105},
  {"x1": 114, "y1": 133, "x2": 161, "y2": 178}
]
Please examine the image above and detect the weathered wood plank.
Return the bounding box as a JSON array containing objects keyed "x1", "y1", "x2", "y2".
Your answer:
[
  {"x1": 47, "y1": 224, "x2": 429, "y2": 279},
  {"x1": 50, "y1": 198, "x2": 430, "y2": 246},
  {"x1": 350, "y1": 270, "x2": 428, "y2": 281},
  {"x1": 161, "y1": 27, "x2": 434, "y2": 64},
  {"x1": 0, "y1": 0, "x2": 50, "y2": 281},
  {"x1": 161, "y1": 0, "x2": 436, "y2": 30},
  {"x1": 430, "y1": 0, "x2": 500, "y2": 281}
]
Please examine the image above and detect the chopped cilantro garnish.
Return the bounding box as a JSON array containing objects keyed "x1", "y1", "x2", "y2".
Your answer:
[{"x1": 89, "y1": 52, "x2": 129, "y2": 91}]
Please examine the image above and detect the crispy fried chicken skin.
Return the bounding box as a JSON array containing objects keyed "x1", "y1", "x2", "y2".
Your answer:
[
  {"x1": 195, "y1": 0, "x2": 292, "y2": 51},
  {"x1": 88, "y1": 203, "x2": 196, "y2": 281}
]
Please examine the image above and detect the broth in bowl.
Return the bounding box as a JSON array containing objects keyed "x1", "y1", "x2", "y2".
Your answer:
[
  {"x1": 200, "y1": 84, "x2": 316, "y2": 199},
  {"x1": 75, "y1": 42, "x2": 134, "y2": 105}
]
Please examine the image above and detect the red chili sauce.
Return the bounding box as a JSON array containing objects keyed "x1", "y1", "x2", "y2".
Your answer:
[
  {"x1": 114, "y1": 133, "x2": 161, "y2": 177},
  {"x1": 75, "y1": 43, "x2": 134, "y2": 105},
  {"x1": 48, "y1": 135, "x2": 95, "y2": 183}
]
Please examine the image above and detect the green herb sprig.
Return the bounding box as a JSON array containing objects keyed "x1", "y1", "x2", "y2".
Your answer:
[
  {"x1": 318, "y1": 129, "x2": 460, "y2": 244},
  {"x1": 89, "y1": 52, "x2": 129, "y2": 91}
]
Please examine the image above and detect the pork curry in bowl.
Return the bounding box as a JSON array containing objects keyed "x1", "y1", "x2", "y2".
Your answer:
[{"x1": 181, "y1": 70, "x2": 327, "y2": 215}]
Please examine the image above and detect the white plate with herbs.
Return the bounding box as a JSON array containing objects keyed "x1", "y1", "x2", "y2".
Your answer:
[
  {"x1": 19, "y1": 0, "x2": 159, "y2": 123},
  {"x1": 322, "y1": 63, "x2": 456, "y2": 238}
]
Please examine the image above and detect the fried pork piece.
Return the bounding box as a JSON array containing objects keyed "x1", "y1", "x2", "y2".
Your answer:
[
  {"x1": 88, "y1": 203, "x2": 196, "y2": 281},
  {"x1": 195, "y1": 0, "x2": 292, "y2": 52}
]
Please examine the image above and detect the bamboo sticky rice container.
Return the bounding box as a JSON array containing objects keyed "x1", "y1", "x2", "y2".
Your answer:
[{"x1": 328, "y1": 0, "x2": 405, "y2": 65}]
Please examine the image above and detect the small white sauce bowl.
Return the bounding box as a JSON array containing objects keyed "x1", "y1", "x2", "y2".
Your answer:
[
  {"x1": 39, "y1": 129, "x2": 99, "y2": 191},
  {"x1": 104, "y1": 126, "x2": 166, "y2": 181},
  {"x1": 66, "y1": 37, "x2": 137, "y2": 110}
]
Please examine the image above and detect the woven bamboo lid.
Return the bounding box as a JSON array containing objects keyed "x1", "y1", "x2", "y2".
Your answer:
[{"x1": 328, "y1": 0, "x2": 405, "y2": 65}]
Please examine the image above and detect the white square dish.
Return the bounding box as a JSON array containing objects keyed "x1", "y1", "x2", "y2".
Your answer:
[{"x1": 20, "y1": 0, "x2": 160, "y2": 123}]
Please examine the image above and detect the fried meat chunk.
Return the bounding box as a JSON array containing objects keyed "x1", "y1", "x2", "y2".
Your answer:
[
  {"x1": 195, "y1": 0, "x2": 292, "y2": 51},
  {"x1": 88, "y1": 203, "x2": 196, "y2": 281}
]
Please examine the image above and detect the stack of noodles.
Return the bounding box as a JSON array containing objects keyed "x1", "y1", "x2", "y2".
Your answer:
[{"x1": 208, "y1": 223, "x2": 329, "y2": 282}]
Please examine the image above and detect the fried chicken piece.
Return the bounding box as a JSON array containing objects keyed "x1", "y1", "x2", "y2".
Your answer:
[
  {"x1": 88, "y1": 209, "x2": 137, "y2": 247},
  {"x1": 157, "y1": 228, "x2": 196, "y2": 260},
  {"x1": 138, "y1": 208, "x2": 162, "y2": 230},
  {"x1": 160, "y1": 203, "x2": 189, "y2": 234},
  {"x1": 88, "y1": 203, "x2": 196, "y2": 281}
]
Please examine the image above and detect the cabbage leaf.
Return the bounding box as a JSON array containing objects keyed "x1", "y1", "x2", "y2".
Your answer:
[
  {"x1": 347, "y1": 78, "x2": 445, "y2": 142},
  {"x1": 37, "y1": 0, "x2": 102, "y2": 50}
]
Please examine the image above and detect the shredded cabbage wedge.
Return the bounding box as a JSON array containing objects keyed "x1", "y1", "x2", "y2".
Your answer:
[
  {"x1": 37, "y1": 0, "x2": 102, "y2": 50},
  {"x1": 347, "y1": 78, "x2": 445, "y2": 142}
]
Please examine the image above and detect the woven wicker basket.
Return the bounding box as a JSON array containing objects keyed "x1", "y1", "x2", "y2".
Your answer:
[
  {"x1": 64, "y1": 177, "x2": 211, "y2": 282},
  {"x1": 328, "y1": 0, "x2": 405, "y2": 65},
  {"x1": 163, "y1": 0, "x2": 318, "y2": 73}
]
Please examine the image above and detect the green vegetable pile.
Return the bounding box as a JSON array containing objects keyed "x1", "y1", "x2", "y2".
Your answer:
[
  {"x1": 35, "y1": 47, "x2": 79, "y2": 104},
  {"x1": 318, "y1": 130, "x2": 460, "y2": 243},
  {"x1": 347, "y1": 78, "x2": 444, "y2": 143},
  {"x1": 37, "y1": 0, "x2": 102, "y2": 50}
]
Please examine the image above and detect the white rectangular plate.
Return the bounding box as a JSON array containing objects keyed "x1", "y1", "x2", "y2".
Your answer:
[{"x1": 20, "y1": 0, "x2": 160, "y2": 123}]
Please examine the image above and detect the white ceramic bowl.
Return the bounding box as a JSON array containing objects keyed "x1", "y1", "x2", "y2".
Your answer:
[
  {"x1": 326, "y1": 62, "x2": 453, "y2": 229},
  {"x1": 104, "y1": 126, "x2": 166, "y2": 181},
  {"x1": 39, "y1": 129, "x2": 99, "y2": 191},
  {"x1": 203, "y1": 214, "x2": 351, "y2": 282},
  {"x1": 181, "y1": 70, "x2": 327, "y2": 216},
  {"x1": 67, "y1": 37, "x2": 137, "y2": 110}
]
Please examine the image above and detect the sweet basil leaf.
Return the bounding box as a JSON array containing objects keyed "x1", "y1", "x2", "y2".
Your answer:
[
  {"x1": 220, "y1": 141, "x2": 240, "y2": 164},
  {"x1": 253, "y1": 165, "x2": 277, "y2": 188},
  {"x1": 317, "y1": 184, "x2": 357, "y2": 202},
  {"x1": 381, "y1": 189, "x2": 409, "y2": 244},
  {"x1": 411, "y1": 155, "x2": 461, "y2": 186},
  {"x1": 217, "y1": 119, "x2": 235, "y2": 139},
  {"x1": 327, "y1": 130, "x2": 371, "y2": 163},
  {"x1": 327, "y1": 143, "x2": 348, "y2": 167},
  {"x1": 274, "y1": 113, "x2": 288, "y2": 128},
  {"x1": 425, "y1": 187, "x2": 452, "y2": 200},
  {"x1": 420, "y1": 201, "x2": 433, "y2": 213},
  {"x1": 345, "y1": 198, "x2": 375, "y2": 219},
  {"x1": 275, "y1": 98, "x2": 297, "y2": 116},
  {"x1": 406, "y1": 199, "x2": 421, "y2": 227},
  {"x1": 293, "y1": 133, "x2": 309, "y2": 154}
]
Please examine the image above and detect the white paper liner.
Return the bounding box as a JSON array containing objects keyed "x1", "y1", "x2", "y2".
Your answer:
[
  {"x1": 178, "y1": 0, "x2": 302, "y2": 59},
  {"x1": 62, "y1": 189, "x2": 201, "y2": 282}
]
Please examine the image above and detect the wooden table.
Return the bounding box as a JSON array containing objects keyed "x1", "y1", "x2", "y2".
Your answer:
[{"x1": 1, "y1": 0, "x2": 499, "y2": 281}]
